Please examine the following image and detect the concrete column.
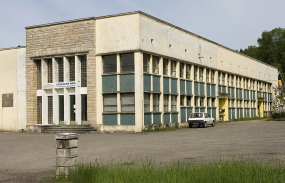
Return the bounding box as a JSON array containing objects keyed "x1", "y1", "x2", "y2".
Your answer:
[
  {"x1": 75, "y1": 56, "x2": 81, "y2": 125},
  {"x1": 159, "y1": 57, "x2": 163, "y2": 125},
  {"x1": 96, "y1": 56, "x2": 103, "y2": 129},
  {"x1": 56, "y1": 133, "x2": 79, "y2": 176},
  {"x1": 177, "y1": 62, "x2": 181, "y2": 123},
  {"x1": 134, "y1": 52, "x2": 143, "y2": 132}
]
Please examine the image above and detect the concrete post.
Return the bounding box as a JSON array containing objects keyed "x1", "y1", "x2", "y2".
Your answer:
[{"x1": 55, "y1": 133, "x2": 79, "y2": 176}]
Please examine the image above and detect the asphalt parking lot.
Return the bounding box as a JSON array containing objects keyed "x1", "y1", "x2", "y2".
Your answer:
[{"x1": 1, "y1": 120, "x2": 285, "y2": 182}]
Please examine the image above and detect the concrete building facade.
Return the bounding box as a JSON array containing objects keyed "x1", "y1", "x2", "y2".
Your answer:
[
  {"x1": 0, "y1": 47, "x2": 26, "y2": 131},
  {"x1": 24, "y1": 11, "x2": 278, "y2": 132}
]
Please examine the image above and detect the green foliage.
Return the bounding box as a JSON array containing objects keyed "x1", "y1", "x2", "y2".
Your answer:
[
  {"x1": 239, "y1": 27, "x2": 285, "y2": 76},
  {"x1": 272, "y1": 112, "x2": 285, "y2": 119},
  {"x1": 55, "y1": 159, "x2": 285, "y2": 183}
]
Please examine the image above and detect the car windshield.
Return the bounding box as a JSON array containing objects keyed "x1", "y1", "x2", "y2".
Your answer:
[{"x1": 190, "y1": 113, "x2": 203, "y2": 118}]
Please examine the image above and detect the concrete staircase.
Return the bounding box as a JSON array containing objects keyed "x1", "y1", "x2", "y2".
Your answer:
[{"x1": 42, "y1": 125, "x2": 96, "y2": 134}]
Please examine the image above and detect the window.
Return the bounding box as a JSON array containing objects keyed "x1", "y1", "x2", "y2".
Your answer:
[
  {"x1": 81, "y1": 94, "x2": 87, "y2": 121},
  {"x1": 153, "y1": 94, "x2": 160, "y2": 111},
  {"x1": 227, "y1": 75, "x2": 230, "y2": 86},
  {"x1": 206, "y1": 69, "x2": 209, "y2": 83},
  {"x1": 47, "y1": 59, "x2": 53, "y2": 83},
  {"x1": 231, "y1": 75, "x2": 234, "y2": 87},
  {"x1": 57, "y1": 58, "x2": 64, "y2": 82},
  {"x1": 48, "y1": 96, "x2": 53, "y2": 124},
  {"x1": 164, "y1": 95, "x2": 169, "y2": 111},
  {"x1": 36, "y1": 60, "x2": 42, "y2": 89},
  {"x1": 199, "y1": 67, "x2": 203, "y2": 82},
  {"x1": 171, "y1": 61, "x2": 176, "y2": 77},
  {"x1": 187, "y1": 96, "x2": 191, "y2": 106},
  {"x1": 163, "y1": 59, "x2": 168, "y2": 76},
  {"x1": 121, "y1": 93, "x2": 135, "y2": 112},
  {"x1": 212, "y1": 98, "x2": 215, "y2": 107},
  {"x1": 268, "y1": 84, "x2": 271, "y2": 92},
  {"x1": 80, "y1": 56, "x2": 87, "y2": 87},
  {"x1": 152, "y1": 56, "x2": 159, "y2": 74},
  {"x1": 103, "y1": 54, "x2": 117, "y2": 73},
  {"x1": 103, "y1": 94, "x2": 117, "y2": 112},
  {"x1": 144, "y1": 93, "x2": 150, "y2": 112},
  {"x1": 37, "y1": 96, "x2": 42, "y2": 124},
  {"x1": 186, "y1": 64, "x2": 191, "y2": 79},
  {"x1": 222, "y1": 73, "x2": 225, "y2": 85},
  {"x1": 194, "y1": 66, "x2": 198, "y2": 81},
  {"x1": 194, "y1": 96, "x2": 198, "y2": 106},
  {"x1": 180, "y1": 95, "x2": 185, "y2": 106},
  {"x1": 121, "y1": 53, "x2": 134, "y2": 72},
  {"x1": 69, "y1": 57, "x2": 75, "y2": 81},
  {"x1": 171, "y1": 95, "x2": 177, "y2": 111},
  {"x1": 180, "y1": 63, "x2": 184, "y2": 78},
  {"x1": 207, "y1": 98, "x2": 211, "y2": 107},
  {"x1": 218, "y1": 72, "x2": 221, "y2": 85},
  {"x1": 143, "y1": 54, "x2": 150, "y2": 73},
  {"x1": 211, "y1": 70, "x2": 214, "y2": 83},
  {"x1": 236, "y1": 76, "x2": 238, "y2": 87},
  {"x1": 59, "y1": 95, "x2": 64, "y2": 122},
  {"x1": 200, "y1": 97, "x2": 204, "y2": 107}
]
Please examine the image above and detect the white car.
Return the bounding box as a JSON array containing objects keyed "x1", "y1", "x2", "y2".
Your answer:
[{"x1": 187, "y1": 112, "x2": 215, "y2": 128}]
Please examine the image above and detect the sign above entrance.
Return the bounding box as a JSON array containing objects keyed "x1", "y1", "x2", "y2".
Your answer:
[{"x1": 43, "y1": 82, "x2": 76, "y2": 89}]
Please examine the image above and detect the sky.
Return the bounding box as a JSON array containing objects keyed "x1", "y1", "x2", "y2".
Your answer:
[{"x1": 0, "y1": 0, "x2": 284, "y2": 50}]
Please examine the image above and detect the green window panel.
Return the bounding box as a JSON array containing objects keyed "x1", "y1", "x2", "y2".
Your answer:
[
  {"x1": 200, "y1": 107, "x2": 205, "y2": 112},
  {"x1": 207, "y1": 108, "x2": 211, "y2": 116},
  {"x1": 236, "y1": 89, "x2": 239, "y2": 99},
  {"x1": 164, "y1": 113, "x2": 170, "y2": 124},
  {"x1": 171, "y1": 78, "x2": 178, "y2": 94},
  {"x1": 121, "y1": 114, "x2": 135, "y2": 125},
  {"x1": 247, "y1": 109, "x2": 250, "y2": 117},
  {"x1": 181, "y1": 108, "x2": 186, "y2": 122},
  {"x1": 144, "y1": 74, "x2": 151, "y2": 91},
  {"x1": 211, "y1": 84, "x2": 216, "y2": 97},
  {"x1": 102, "y1": 75, "x2": 117, "y2": 92},
  {"x1": 120, "y1": 74, "x2": 134, "y2": 91},
  {"x1": 200, "y1": 83, "x2": 205, "y2": 96},
  {"x1": 194, "y1": 82, "x2": 199, "y2": 95},
  {"x1": 232, "y1": 109, "x2": 235, "y2": 119},
  {"x1": 171, "y1": 113, "x2": 178, "y2": 123},
  {"x1": 240, "y1": 109, "x2": 243, "y2": 118},
  {"x1": 237, "y1": 109, "x2": 240, "y2": 119},
  {"x1": 222, "y1": 86, "x2": 226, "y2": 94},
  {"x1": 180, "y1": 80, "x2": 186, "y2": 95},
  {"x1": 153, "y1": 113, "x2": 161, "y2": 124},
  {"x1": 231, "y1": 88, "x2": 235, "y2": 99},
  {"x1": 186, "y1": 81, "x2": 192, "y2": 95},
  {"x1": 144, "y1": 113, "x2": 152, "y2": 125},
  {"x1": 195, "y1": 107, "x2": 199, "y2": 113},
  {"x1": 153, "y1": 76, "x2": 160, "y2": 92},
  {"x1": 228, "y1": 87, "x2": 231, "y2": 98},
  {"x1": 218, "y1": 85, "x2": 221, "y2": 93},
  {"x1": 187, "y1": 107, "x2": 193, "y2": 119},
  {"x1": 212, "y1": 108, "x2": 216, "y2": 120},
  {"x1": 228, "y1": 109, "x2": 232, "y2": 120},
  {"x1": 207, "y1": 84, "x2": 211, "y2": 97},
  {"x1": 163, "y1": 77, "x2": 170, "y2": 93},
  {"x1": 103, "y1": 114, "x2": 117, "y2": 125}
]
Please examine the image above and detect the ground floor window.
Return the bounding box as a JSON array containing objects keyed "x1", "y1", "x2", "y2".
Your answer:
[
  {"x1": 171, "y1": 95, "x2": 177, "y2": 111},
  {"x1": 144, "y1": 93, "x2": 150, "y2": 112},
  {"x1": 59, "y1": 95, "x2": 64, "y2": 123},
  {"x1": 164, "y1": 95, "x2": 169, "y2": 111},
  {"x1": 48, "y1": 96, "x2": 53, "y2": 124},
  {"x1": 121, "y1": 93, "x2": 135, "y2": 112},
  {"x1": 81, "y1": 94, "x2": 87, "y2": 121},
  {"x1": 153, "y1": 94, "x2": 160, "y2": 111},
  {"x1": 103, "y1": 94, "x2": 117, "y2": 112},
  {"x1": 37, "y1": 96, "x2": 42, "y2": 124}
]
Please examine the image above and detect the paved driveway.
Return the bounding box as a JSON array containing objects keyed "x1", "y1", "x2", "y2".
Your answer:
[{"x1": 0, "y1": 120, "x2": 285, "y2": 182}]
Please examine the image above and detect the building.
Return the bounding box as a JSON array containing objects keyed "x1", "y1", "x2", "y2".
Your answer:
[
  {"x1": 0, "y1": 46, "x2": 26, "y2": 131},
  {"x1": 21, "y1": 11, "x2": 278, "y2": 132}
]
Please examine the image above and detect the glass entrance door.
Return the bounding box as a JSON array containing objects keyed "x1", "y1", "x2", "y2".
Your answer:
[
  {"x1": 59, "y1": 95, "x2": 64, "y2": 125},
  {"x1": 70, "y1": 95, "x2": 76, "y2": 125}
]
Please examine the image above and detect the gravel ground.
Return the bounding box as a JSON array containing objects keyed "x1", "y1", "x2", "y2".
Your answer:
[{"x1": 0, "y1": 120, "x2": 284, "y2": 182}]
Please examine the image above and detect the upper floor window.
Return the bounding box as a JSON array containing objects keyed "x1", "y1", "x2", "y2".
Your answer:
[
  {"x1": 121, "y1": 93, "x2": 135, "y2": 112},
  {"x1": 171, "y1": 95, "x2": 177, "y2": 111},
  {"x1": 153, "y1": 94, "x2": 160, "y2": 111},
  {"x1": 143, "y1": 54, "x2": 150, "y2": 73},
  {"x1": 68, "y1": 57, "x2": 75, "y2": 82},
  {"x1": 46, "y1": 59, "x2": 53, "y2": 83},
  {"x1": 227, "y1": 74, "x2": 230, "y2": 86},
  {"x1": 80, "y1": 55, "x2": 87, "y2": 87},
  {"x1": 121, "y1": 53, "x2": 134, "y2": 73},
  {"x1": 186, "y1": 64, "x2": 191, "y2": 79},
  {"x1": 222, "y1": 73, "x2": 225, "y2": 85},
  {"x1": 194, "y1": 66, "x2": 198, "y2": 81},
  {"x1": 144, "y1": 93, "x2": 150, "y2": 112},
  {"x1": 199, "y1": 68, "x2": 204, "y2": 82},
  {"x1": 206, "y1": 69, "x2": 209, "y2": 83},
  {"x1": 57, "y1": 58, "x2": 64, "y2": 82},
  {"x1": 211, "y1": 71, "x2": 215, "y2": 83},
  {"x1": 231, "y1": 75, "x2": 234, "y2": 87},
  {"x1": 163, "y1": 59, "x2": 168, "y2": 76},
  {"x1": 36, "y1": 60, "x2": 42, "y2": 89},
  {"x1": 152, "y1": 56, "x2": 159, "y2": 74},
  {"x1": 164, "y1": 94, "x2": 169, "y2": 112},
  {"x1": 103, "y1": 94, "x2": 117, "y2": 112},
  {"x1": 180, "y1": 63, "x2": 184, "y2": 78},
  {"x1": 218, "y1": 72, "x2": 221, "y2": 85},
  {"x1": 171, "y1": 61, "x2": 176, "y2": 77},
  {"x1": 103, "y1": 54, "x2": 117, "y2": 74}
]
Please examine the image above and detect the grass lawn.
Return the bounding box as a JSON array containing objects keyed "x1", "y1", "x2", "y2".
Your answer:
[{"x1": 54, "y1": 158, "x2": 285, "y2": 183}]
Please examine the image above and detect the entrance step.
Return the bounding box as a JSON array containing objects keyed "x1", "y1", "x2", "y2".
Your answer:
[{"x1": 42, "y1": 125, "x2": 96, "y2": 134}]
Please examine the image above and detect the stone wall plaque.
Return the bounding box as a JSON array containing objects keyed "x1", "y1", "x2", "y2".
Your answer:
[{"x1": 2, "y1": 93, "x2": 13, "y2": 107}]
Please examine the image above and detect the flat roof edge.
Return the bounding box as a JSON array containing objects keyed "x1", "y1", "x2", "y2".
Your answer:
[{"x1": 0, "y1": 46, "x2": 26, "y2": 51}]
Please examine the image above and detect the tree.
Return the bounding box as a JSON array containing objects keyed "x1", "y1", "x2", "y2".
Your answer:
[{"x1": 239, "y1": 27, "x2": 285, "y2": 75}]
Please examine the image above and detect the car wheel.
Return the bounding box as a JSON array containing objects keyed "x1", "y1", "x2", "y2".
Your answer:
[
  {"x1": 189, "y1": 124, "x2": 192, "y2": 128},
  {"x1": 212, "y1": 121, "x2": 215, "y2": 127},
  {"x1": 204, "y1": 122, "x2": 207, "y2": 128}
]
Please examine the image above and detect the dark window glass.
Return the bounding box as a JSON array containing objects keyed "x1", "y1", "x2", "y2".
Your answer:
[
  {"x1": 58, "y1": 58, "x2": 64, "y2": 82},
  {"x1": 69, "y1": 57, "x2": 75, "y2": 81},
  {"x1": 81, "y1": 94, "x2": 87, "y2": 121},
  {"x1": 103, "y1": 55, "x2": 117, "y2": 73},
  {"x1": 36, "y1": 60, "x2": 42, "y2": 89},
  {"x1": 81, "y1": 56, "x2": 87, "y2": 87},
  {"x1": 48, "y1": 96, "x2": 53, "y2": 124},
  {"x1": 47, "y1": 59, "x2": 53, "y2": 83},
  {"x1": 121, "y1": 53, "x2": 134, "y2": 72},
  {"x1": 37, "y1": 96, "x2": 42, "y2": 124},
  {"x1": 143, "y1": 54, "x2": 150, "y2": 73},
  {"x1": 59, "y1": 95, "x2": 64, "y2": 122}
]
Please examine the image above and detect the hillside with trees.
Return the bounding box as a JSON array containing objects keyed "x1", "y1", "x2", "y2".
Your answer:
[{"x1": 239, "y1": 28, "x2": 285, "y2": 76}]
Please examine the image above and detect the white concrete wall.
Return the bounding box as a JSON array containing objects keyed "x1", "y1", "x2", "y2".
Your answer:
[{"x1": 0, "y1": 47, "x2": 26, "y2": 131}]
